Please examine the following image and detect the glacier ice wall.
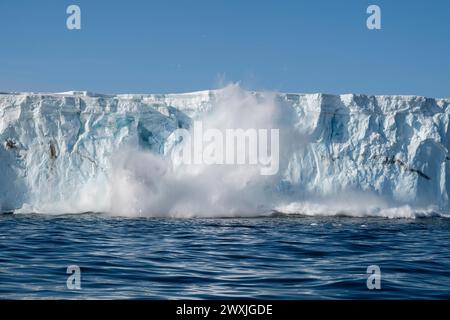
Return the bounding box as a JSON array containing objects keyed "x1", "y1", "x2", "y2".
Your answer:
[{"x1": 0, "y1": 85, "x2": 449, "y2": 217}]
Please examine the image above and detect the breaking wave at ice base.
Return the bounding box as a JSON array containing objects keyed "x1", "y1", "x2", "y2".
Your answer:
[{"x1": 275, "y1": 202, "x2": 447, "y2": 219}]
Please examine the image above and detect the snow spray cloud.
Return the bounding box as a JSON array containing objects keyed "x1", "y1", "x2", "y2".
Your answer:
[{"x1": 105, "y1": 84, "x2": 299, "y2": 217}]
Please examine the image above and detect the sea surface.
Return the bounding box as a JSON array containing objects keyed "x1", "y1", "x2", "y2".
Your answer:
[{"x1": 0, "y1": 213, "x2": 449, "y2": 299}]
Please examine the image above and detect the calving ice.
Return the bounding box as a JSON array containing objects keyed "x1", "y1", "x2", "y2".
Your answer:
[{"x1": 168, "y1": 120, "x2": 280, "y2": 175}]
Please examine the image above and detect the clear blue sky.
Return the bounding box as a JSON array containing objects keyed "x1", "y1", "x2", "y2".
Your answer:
[{"x1": 0, "y1": 0, "x2": 449, "y2": 97}]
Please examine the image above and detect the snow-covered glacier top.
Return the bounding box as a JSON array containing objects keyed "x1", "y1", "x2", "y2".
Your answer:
[{"x1": 1, "y1": 86, "x2": 449, "y2": 218}]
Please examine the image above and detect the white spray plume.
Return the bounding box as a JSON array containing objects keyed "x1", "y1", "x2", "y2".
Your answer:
[{"x1": 104, "y1": 84, "x2": 292, "y2": 217}]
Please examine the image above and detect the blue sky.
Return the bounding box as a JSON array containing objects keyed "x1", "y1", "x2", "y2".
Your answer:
[{"x1": 0, "y1": 0, "x2": 449, "y2": 97}]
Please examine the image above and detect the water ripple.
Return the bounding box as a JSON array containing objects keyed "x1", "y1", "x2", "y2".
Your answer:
[{"x1": 0, "y1": 214, "x2": 449, "y2": 299}]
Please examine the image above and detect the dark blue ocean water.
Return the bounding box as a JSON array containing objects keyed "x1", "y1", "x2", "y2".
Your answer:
[{"x1": 0, "y1": 213, "x2": 449, "y2": 299}]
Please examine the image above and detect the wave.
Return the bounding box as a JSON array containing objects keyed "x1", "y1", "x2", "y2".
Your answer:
[{"x1": 274, "y1": 202, "x2": 449, "y2": 219}]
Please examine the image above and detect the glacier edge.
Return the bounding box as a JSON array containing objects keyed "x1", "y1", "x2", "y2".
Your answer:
[{"x1": 1, "y1": 86, "x2": 449, "y2": 217}]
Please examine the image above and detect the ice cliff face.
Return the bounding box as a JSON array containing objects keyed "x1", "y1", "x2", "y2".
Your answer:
[{"x1": 0, "y1": 86, "x2": 449, "y2": 216}]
